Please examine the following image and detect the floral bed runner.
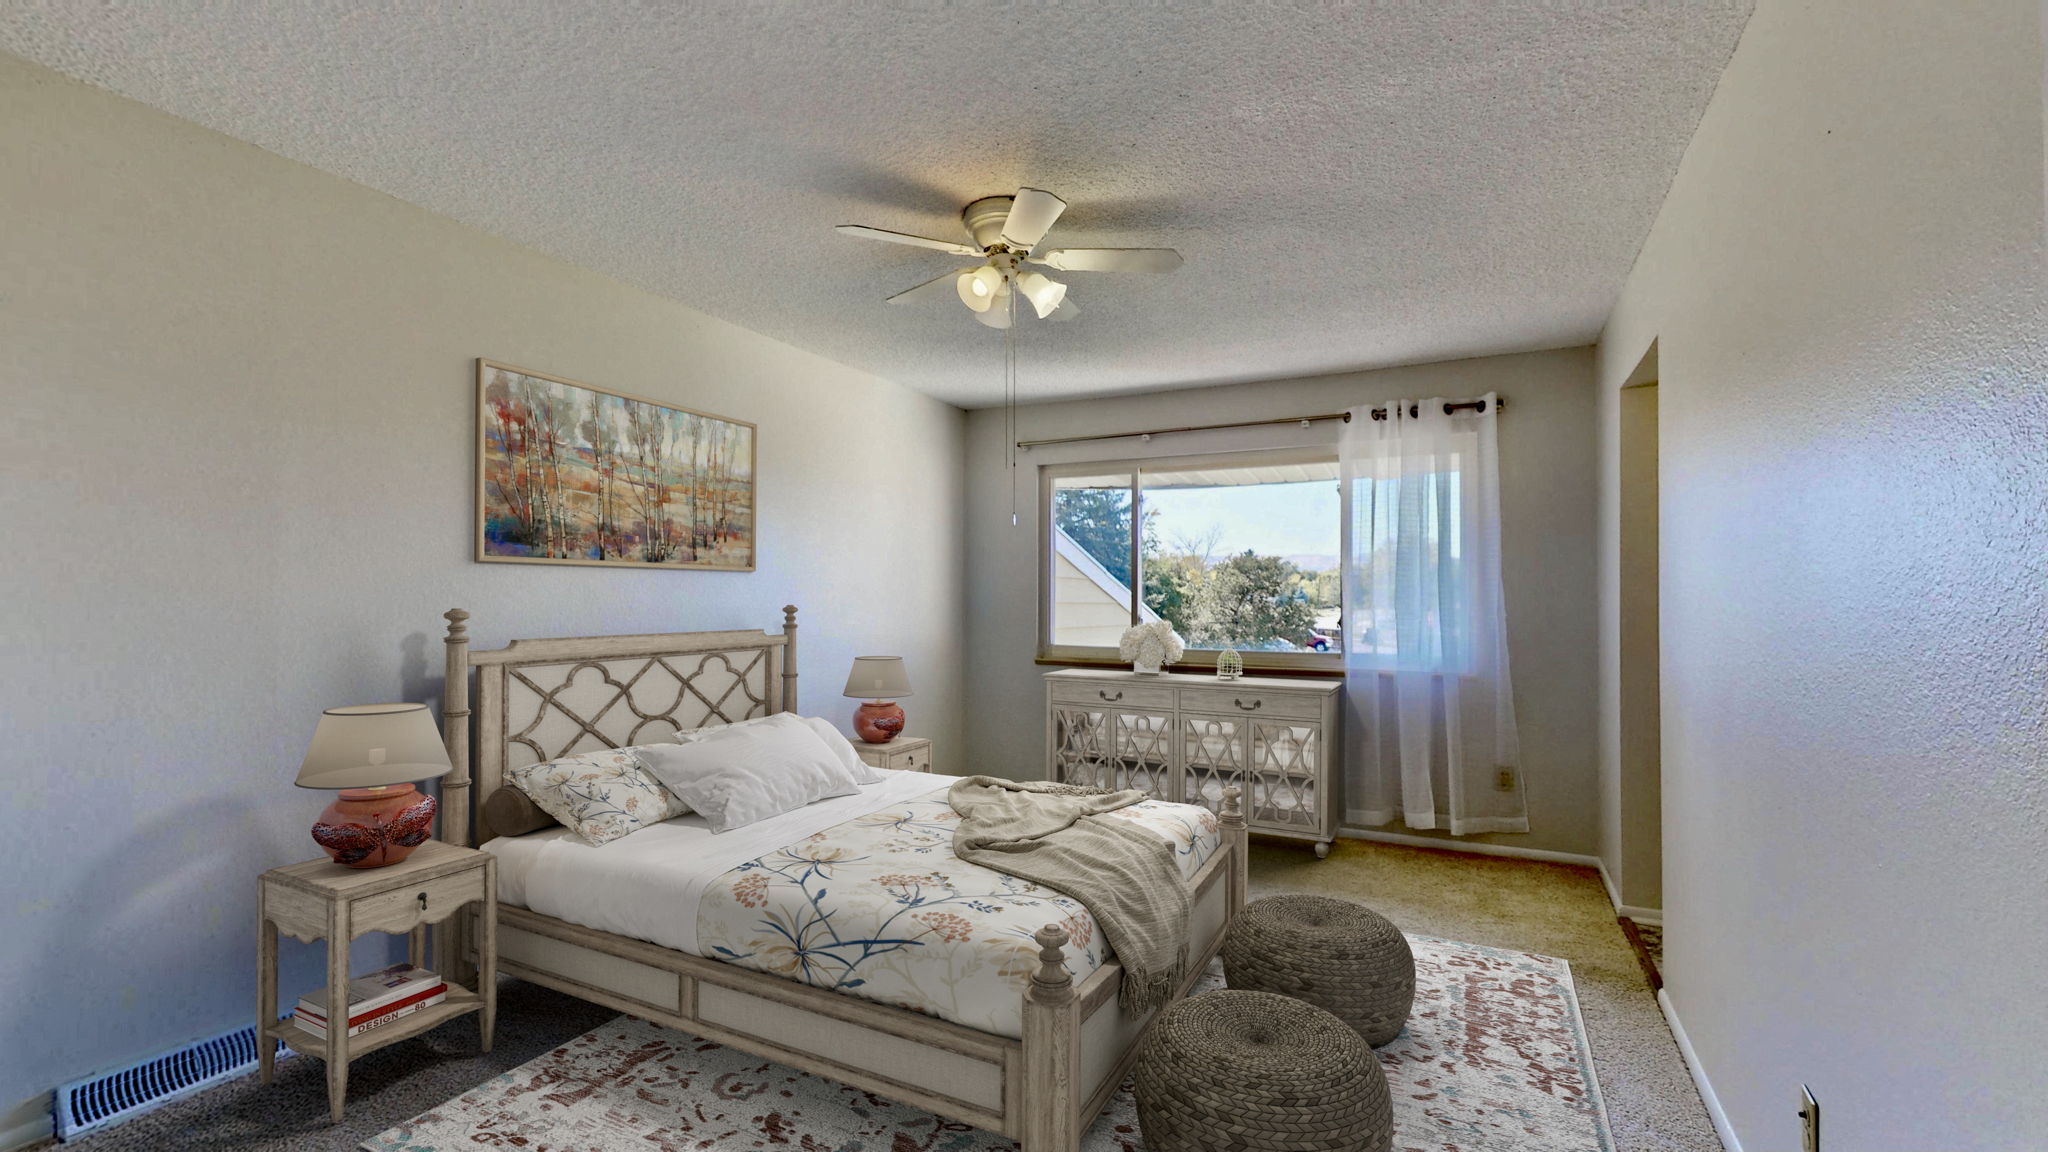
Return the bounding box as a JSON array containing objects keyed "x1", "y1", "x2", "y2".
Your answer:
[{"x1": 695, "y1": 785, "x2": 1219, "y2": 1037}]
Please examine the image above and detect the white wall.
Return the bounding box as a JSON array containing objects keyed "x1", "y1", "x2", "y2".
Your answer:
[
  {"x1": 0, "y1": 54, "x2": 965, "y2": 1108},
  {"x1": 965, "y1": 347, "x2": 1601, "y2": 857},
  {"x1": 1596, "y1": 1, "x2": 2046, "y2": 1147}
]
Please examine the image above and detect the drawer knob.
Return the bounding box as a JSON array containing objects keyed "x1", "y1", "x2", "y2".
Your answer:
[
  {"x1": 417, "y1": 892, "x2": 429, "y2": 911},
  {"x1": 1235, "y1": 699, "x2": 1263, "y2": 711},
  {"x1": 1099, "y1": 690, "x2": 1123, "y2": 702}
]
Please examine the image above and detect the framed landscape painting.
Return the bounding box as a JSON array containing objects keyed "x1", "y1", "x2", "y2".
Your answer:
[{"x1": 476, "y1": 360, "x2": 756, "y2": 571}]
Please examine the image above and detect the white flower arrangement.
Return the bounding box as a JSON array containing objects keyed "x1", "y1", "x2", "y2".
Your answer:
[{"x1": 1118, "y1": 620, "x2": 1186, "y2": 675}]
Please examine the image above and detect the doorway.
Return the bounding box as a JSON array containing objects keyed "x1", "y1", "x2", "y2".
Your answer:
[{"x1": 1617, "y1": 350, "x2": 1662, "y2": 932}]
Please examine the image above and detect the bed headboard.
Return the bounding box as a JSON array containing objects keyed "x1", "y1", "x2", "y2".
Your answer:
[{"x1": 438, "y1": 605, "x2": 799, "y2": 847}]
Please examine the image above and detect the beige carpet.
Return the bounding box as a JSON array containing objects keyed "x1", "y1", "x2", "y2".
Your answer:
[
  {"x1": 1248, "y1": 836, "x2": 1715, "y2": 1152},
  {"x1": 42, "y1": 837, "x2": 1713, "y2": 1152}
]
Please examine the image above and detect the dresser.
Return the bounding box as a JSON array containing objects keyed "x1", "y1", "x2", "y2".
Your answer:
[{"x1": 1044, "y1": 669, "x2": 1343, "y2": 857}]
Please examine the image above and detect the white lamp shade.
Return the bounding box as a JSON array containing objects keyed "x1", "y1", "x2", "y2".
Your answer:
[
  {"x1": 842, "y1": 656, "x2": 913, "y2": 700},
  {"x1": 296, "y1": 703, "x2": 453, "y2": 789},
  {"x1": 973, "y1": 284, "x2": 1015, "y2": 328},
  {"x1": 1015, "y1": 270, "x2": 1067, "y2": 319},
  {"x1": 957, "y1": 266, "x2": 1004, "y2": 312}
]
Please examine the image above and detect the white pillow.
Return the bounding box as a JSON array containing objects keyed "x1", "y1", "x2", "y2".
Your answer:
[
  {"x1": 793, "y1": 715, "x2": 887, "y2": 784},
  {"x1": 669, "y1": 714, "x2": 779, "y2": 742},
  {"x1": 636, "y1": 719, "x2": 864, "y2": 832},
  {"x1": 669, "y1": 713, "x2": 887, "y2": 785}
]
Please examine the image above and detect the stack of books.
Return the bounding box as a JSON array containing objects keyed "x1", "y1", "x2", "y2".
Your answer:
[{"x1": 293, "y1": 963, "x2": 446, "y2": 1040}]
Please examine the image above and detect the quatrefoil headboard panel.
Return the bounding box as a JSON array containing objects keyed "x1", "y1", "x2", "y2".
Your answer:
[{"x1": 436, "y1": 606, "x2": 800, "y2": 846}]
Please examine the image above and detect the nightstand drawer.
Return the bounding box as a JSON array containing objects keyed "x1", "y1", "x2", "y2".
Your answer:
[
  {"x1": 1177, "y1": 687, "x2": 1326, "y2": 721},
  {"x1": 854, "y1": 736, "x2": 933, "y2": 773},
  {"x1": 351, "y1": 869, "x2": 486, "y2": 936}
]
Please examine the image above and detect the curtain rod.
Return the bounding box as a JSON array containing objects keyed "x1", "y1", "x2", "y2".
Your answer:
[{"x1": 1014, "y1": 396, "x2": 1504, "y2": 450}]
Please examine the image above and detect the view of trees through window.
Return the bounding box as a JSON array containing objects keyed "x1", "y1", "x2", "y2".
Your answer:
[{"x1": 1050, "y1": 460, "x2": 1341, "y2": 654}]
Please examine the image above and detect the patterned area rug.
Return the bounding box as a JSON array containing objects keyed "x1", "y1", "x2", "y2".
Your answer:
[{"x1": 365, "y1": 935, "x2": 1611, "y2": 1152}]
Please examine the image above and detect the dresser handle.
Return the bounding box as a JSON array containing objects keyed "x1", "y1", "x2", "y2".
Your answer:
[
  {"x1": 1234, "y1": 699, "x2": 1263, "y2": 711},
  {"x1": 417, "y1": 892, "x2": 429, "y2": 911},
  {"x1": 1099, "y1": 690, "x2": 1123, "y2": 702}
]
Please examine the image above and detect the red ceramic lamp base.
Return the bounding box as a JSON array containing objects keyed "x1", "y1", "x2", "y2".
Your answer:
[
  {"x1": 852, "y1": 700, "x2": 906, "y2": 744},
  {"x1": 310, "y1": 782, "x2": 437, "y2": 869}
]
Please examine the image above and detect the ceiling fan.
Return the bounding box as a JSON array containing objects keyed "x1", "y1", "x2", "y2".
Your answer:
[{"x1": 836, "y1": 188, "x2": 1183, "y2": 328}]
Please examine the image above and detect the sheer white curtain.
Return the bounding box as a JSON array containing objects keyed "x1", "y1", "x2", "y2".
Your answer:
[{"x1": 1340, "y1": 394, "x2": 1526, "y2": 835}]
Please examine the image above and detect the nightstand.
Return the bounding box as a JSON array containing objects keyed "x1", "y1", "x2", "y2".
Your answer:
[
  {"x1": 256, "y1": 840, "x2": 496, "y2": 1122},
  {"x1": 853, "y1": 735, "x2": 932, "y2": 773}
]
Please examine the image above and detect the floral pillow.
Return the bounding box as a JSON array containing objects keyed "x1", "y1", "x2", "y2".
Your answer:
[{"x1": 506, "y1": 748, "x2": 688, "y2": 846}]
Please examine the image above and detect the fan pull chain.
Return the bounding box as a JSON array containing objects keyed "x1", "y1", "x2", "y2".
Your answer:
[{"x1": 1007, "y1": 287, "x2": 1020, "y2": 526}]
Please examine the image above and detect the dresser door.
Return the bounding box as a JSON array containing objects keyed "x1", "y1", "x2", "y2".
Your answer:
[
  {"x1": 1178, "y1": 714, "x2": 1247, "y2": 817},
  {"x1": 1246, "y1": 720, "x2": 1325, "y2": 834},
  {"x1": 1051, "y1": 705, "x2": 1113, "y2": 789},
  {"x1": 1109, "y1": 708, "x2": 1177, "y2": 800}
]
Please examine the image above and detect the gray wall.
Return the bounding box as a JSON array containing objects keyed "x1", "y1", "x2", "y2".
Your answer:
[
  {"x1": 1596, "y1": 0, "x2": 2047, "y2": 1146},
  {"x1": 0, "y1": 55, "x2": 966, "y2": 1108},
  {"x1": 965, "y1": 347, "x2": 1601, "y2": 858}
]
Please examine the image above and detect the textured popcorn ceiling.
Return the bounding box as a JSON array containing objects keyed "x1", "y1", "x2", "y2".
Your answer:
[{"x1": 1, "y1": 3, "x2": 1749, "y2": 407}]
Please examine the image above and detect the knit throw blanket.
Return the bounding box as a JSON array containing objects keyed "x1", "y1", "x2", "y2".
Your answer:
[{"x1": 947, "y1": 776, "x2": 1190, "y2": 1014}]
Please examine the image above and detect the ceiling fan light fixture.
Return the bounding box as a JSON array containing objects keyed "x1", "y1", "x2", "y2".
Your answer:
[
  {"x1": 973, "y1": 284, "x2": 1014, "y2": 329},
  {"x1": 1015, "y1": 270, "x2": 1067, "y2": 319},
  {"x1": 957, "y1": 265, "x2": 1004, "y2": 312}
]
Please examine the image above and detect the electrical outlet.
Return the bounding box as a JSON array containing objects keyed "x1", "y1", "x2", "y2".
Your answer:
[
  {"x1": 1496, "y1": 767, "x2": 1516, "y2": 791},
  {"x1": 1798, "y1": 1085, "x2": 1820, "y2": 1152}
]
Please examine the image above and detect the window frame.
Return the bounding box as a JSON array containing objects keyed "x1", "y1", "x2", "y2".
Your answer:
[{"x1": 1037, "y1": 447, "x2": 1344, "y2": 673}]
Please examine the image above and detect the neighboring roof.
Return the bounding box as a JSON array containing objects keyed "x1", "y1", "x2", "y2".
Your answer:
[{"x1": 1054, "y1": 528, "x2": 1161, "y2": 624}]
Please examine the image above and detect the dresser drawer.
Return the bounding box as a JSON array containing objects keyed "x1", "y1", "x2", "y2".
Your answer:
[
  {"x1": 351, "y1": 869, "x2": 486, "y2": 936},
  {"x1": 1176, "y1": 686, "x2": 1326, "y2": 722},
  {"x1": 1049, "y1": 681, "x2": 1177, "y2": 710}
]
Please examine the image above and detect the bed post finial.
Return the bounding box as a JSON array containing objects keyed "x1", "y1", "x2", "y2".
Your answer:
[
  {"x1": 1028, "y1": 923, "x2": 1072, "y2": 1001},
  {"x1": 780, "y1": 604, "x2": 799, "y2": 714},
  {"x1": 441, "y1": 609, "x2": 473, "y2": 849}
]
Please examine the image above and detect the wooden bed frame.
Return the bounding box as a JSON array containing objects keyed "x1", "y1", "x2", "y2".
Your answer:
[{"x1": 435, "y1": 606, "x2": 1248, "y2": 1152}]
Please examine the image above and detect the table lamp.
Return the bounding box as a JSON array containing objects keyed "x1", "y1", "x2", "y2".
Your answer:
[
  {"x1": 296, "y1": 703, "x2": 453, "y2": 868},
  {"x1": 842, "y1": 656, "x2": 913, "y2": 744}
]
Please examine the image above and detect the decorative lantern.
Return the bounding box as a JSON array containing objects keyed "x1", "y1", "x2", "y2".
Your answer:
[{"x1": 1216, "y1": 648, "x2": 1243, "y2": 681}]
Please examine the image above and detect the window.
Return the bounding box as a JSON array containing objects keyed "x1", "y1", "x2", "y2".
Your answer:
[{"x1": 1043, "y1": 451, "x2": 1342, "y2": 668}]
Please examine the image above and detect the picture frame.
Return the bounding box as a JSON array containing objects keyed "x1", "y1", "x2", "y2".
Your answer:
[{"x1": 475, "y1": 359, "x2": 756, "y2": 571}]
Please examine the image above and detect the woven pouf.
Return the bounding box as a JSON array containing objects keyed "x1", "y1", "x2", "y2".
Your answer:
[
  {"x1": 1133, "y1": 990, "x2": 1392, "y2": 1152},
  {"x1": 1221, "y1": 895, "x2": 1415, "y2": 1047}
]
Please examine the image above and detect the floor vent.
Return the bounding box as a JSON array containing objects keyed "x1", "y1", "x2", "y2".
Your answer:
[{"x1": 55, "y1": 1023, "x2": 290, "y2": 1139}]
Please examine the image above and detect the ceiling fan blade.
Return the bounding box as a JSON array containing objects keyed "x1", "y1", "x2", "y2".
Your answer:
[
  {"x1": 1030, "y1": 247, "x2": 1183, "y2": 273},
  {"x1": 999, "y1": 188, "x2": 1068, "y2": 251},
  {"x1": 887, "y1": 268, "x2": 977, "y2": 304},
  {"x1": 836, "y1": 224, "x2": 981, "y2": 257}
]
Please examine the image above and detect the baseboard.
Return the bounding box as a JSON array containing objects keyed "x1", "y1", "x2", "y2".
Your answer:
[
  {"x1": 0, "y1": 1092, "x2": 53, "y2": 1152},
  {"x1": 1340, "y1": 827, "x2": 1603, "y2": 869},
  {"x1": 1658, "y1": 988, "x2": 1741, "y2": 1152},
  {"x1": 1596, "y1": 861, "x2": 1664, "y2": 926}
]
